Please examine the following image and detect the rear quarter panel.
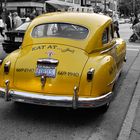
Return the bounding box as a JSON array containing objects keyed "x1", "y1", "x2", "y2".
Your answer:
[
  {"x1": 0, "y1": 50, "x2": 20, "y2": 88},
  {"x1": 79, "y1": 53, "x2": 117, "y2": 97}
]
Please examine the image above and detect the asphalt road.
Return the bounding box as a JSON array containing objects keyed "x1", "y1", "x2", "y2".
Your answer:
[{"x1": 0, "y1": 23, "x2": 140, "y2": 140}]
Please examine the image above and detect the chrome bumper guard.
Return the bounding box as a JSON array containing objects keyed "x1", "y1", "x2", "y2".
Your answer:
[{"x1": 0, "y1": 87, "x2": 113, "y2": 109}]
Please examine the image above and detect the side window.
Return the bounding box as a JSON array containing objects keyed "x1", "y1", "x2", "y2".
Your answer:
[
  {"x1": 32, "y1": 25, "x2": 46, "y2": 37},
  {"x1": 102, "y1": 28, "x2": 109, "y2": 44},
  {"x1": 110, "y1": 24, "x2": 114, "y2": 40}
]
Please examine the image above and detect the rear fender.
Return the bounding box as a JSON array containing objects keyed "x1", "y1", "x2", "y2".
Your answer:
[
  {"x1": 0, "y1": 50, "x2": 20, "y2": 88},
  {"x1": 92, "y1": 55, "x2": 117, "y2": 96},
  {"x1": 79, "y1": 54, "x2": 117, "y2": 97}
]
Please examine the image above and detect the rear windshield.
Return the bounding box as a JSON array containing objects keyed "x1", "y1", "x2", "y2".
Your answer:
[{"x1": 32, "y1": 23, "x2": 89, "y2": 40}]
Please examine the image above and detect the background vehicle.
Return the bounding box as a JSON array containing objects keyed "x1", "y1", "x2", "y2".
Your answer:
[{"x1": 2, "y1": 22, "x2": 30, "y2": 53}]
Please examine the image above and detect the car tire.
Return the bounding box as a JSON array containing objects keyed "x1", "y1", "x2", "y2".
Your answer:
[{"x1": 99, "y1": 102, "x2": 110, "y2": 113}]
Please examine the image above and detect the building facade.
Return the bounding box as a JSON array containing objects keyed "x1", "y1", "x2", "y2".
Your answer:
[
  {"x1": 89, "y1": 0, "x2": 118, "y2": 12},
  {"x1": 0, "y1": 0, "x2": 46, "y2": 17},
  {"x1": 0, "y1": 0, "x2": 119, "y2": 16},
  {"x1": 45, "y1": 0, "x2": 82, "y2": 12}
]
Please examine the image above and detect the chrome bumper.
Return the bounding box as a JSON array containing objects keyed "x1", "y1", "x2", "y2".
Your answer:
[{"x1": 0, "y1": 87, "x2": 113, "y2": 109}]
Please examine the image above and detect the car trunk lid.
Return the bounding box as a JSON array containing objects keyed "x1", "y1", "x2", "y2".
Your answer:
[{"x1": 13, "y1": 44, "x2": 89, "y2": 95}]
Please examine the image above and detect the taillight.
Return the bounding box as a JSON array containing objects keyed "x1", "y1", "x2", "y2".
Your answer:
[
  {"x1": 0, "y1": 60, "x2": 3, "y2": 65},
  {"x1": 87, "y1": 68, "x2": 95, "y2": 82},
  {"x1": 4, "y1": 61, "x2": 11, "y2": 74}
]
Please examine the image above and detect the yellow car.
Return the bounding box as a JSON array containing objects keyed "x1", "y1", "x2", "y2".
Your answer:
[{"x1": 0, "y1": 12, "x2": 126, "y2": 110}]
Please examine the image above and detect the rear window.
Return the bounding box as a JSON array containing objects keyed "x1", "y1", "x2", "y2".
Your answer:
[{"x1": 32, "y1": 23, "x2": 89, "y2": 40}]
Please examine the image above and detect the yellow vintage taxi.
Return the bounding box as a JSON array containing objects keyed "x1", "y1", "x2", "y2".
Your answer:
[{"x1": 0, "y1": 12, "x2": 126, "y2": 110}]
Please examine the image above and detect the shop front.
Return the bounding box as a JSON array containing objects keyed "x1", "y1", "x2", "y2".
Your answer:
[{"x1": 1, "y1": 0, "x2": 45, "y2": 17}]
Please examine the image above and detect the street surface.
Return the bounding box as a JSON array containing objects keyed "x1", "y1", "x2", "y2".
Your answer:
[{"x1": 0, "y1": 23, "x2": 140, "y2": 140}]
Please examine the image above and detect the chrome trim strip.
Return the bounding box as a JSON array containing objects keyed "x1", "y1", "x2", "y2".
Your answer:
[
  {"x1": 0, "y1": 88, "x2": 6, "y2": 98},
  {"x1": 89, "y1": 68, "x2": 94, "y2": 73},
  {"x1": 0, "y1": 88, "x2": 113, "y2": 108},
  {"x1": 0, "y1": 88, "x2": 5, "y2": 92},
  {"x1": 108, "y1": 79, "x2": 116, "y2": 86},
  {"x1": 107, "y1": 67, "x2": 122, "y2": 86},
  {"x1": 100, "y1": 44, "x2": 118, "y2": 54},
  {"x1": 37, "y1": 58, "x2": 59, "y2": 65}
]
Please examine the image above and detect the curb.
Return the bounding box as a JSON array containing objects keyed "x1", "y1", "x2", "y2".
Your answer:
[
  {"x1": 117, "y1": 50, "x2": 140, "y2": 140},
  {"x1": 117, "y1": 75, "x2": 140, "y2": 140}
]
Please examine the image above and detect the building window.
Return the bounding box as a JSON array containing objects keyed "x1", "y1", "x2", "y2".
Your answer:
[
  {"x1": 74, "y1": 0, "x2": 80, "y2": 4},
  {"x1": 66, "y1": 0, "x2": 73, "y2": 3}
]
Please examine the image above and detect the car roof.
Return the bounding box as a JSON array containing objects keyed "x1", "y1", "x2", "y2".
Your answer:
[
  {"x1": 32, "y1": 12, "x2": 111, "y2": 29},
  {"x1": 23, "y1": 12, "x2": 112, "y2": 53}
]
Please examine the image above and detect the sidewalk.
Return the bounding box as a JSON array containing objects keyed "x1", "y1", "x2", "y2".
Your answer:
[
  {"x1": 129, "y1": 49, "x2": 140, "y2": 140},
  {"x1": 130, "y1": 101, "x2": 140, "y2": 140},
  {"x1": 117, "y1": 49, "x2": 140, "y2": 140}
]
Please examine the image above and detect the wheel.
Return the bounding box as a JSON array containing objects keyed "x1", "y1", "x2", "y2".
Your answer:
[{"x1": 99, "y1": 102, "x2": 110, "y2": 113}]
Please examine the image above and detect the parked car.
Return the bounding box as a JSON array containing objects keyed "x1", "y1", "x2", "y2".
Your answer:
[
  {"x1": 2, "y1": 22, "x2": 30, "y2": 53},
  {"x1": 0, "y1": 12, "x2": 126, "y2": 111}
]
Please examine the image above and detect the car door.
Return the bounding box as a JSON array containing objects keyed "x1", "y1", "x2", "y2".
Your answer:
[
  {"x1": 102, "y1": 24, "x2": 120, "y2": 69},
  {"x1": 108, "y1": 24, "x2": 126, "y2": 70}
]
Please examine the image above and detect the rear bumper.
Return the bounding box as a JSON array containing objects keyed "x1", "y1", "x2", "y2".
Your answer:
[{"x1": 0, "y1": 87, "x2": 113, "y2": 109}]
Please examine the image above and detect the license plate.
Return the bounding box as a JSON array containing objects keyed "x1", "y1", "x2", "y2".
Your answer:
[
  {"x1": 35, "y1": 65, "x2": 56, "y2": 78},
  {"x1": 15, "y1": 37, "x2": 22, "y2": 42}
]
